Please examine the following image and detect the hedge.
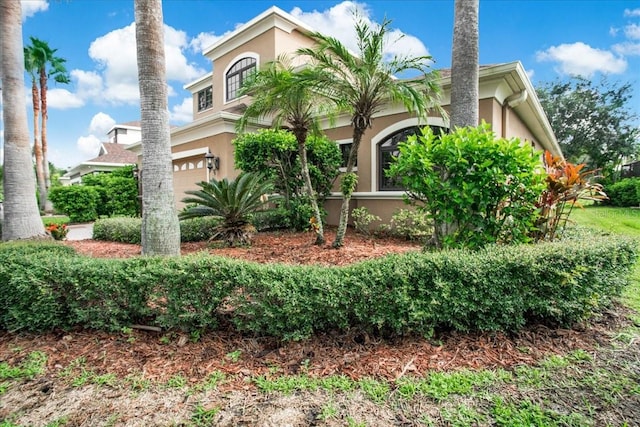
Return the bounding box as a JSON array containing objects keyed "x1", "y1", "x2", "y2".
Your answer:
[
  {"x1": 0, "y1": 231, "x2": 636, "y2": 339},
  {"x1": 92, "y1": 216, "x2": 221, "y2": 244}
]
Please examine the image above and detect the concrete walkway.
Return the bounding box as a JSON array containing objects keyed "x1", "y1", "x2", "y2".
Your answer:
[{"x1": 66, "y1": 223, "x2": 94, "y2": 241}]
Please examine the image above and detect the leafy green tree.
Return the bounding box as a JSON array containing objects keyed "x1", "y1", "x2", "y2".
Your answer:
[
  {"x1": 179, "y1": 173, "x2": 280, "y2": 247},
  {"x1": 24, "y1": 37, "x2": 70, "y2": 211},
  {"x1": 134, "y1": 0, "x2": 181, "y2": 256},
  {"x1": 297, "y1": 17, "x2": 442, "y2": 247},
  {"x1": 1, "y1": 1, "x2": 46, "y2": 240},
  {"x1": 233, "y1": 129, "x2": 341, "y2": 207},
  {"x1": 237, "y1": 58, "x2": 336, "y2": 244},
  {"x1": 49, "y1": 185, "x2": 100, "y2": 223},
  {"x1": 537, "y1": 77, "x2": 640, "y2": 172},
  {"x1": 388, "y1": 124, "x2": 544, "y2": 249}
]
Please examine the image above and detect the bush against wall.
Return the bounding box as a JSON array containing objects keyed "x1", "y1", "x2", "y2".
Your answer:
[
  {"x1": 233, "y1": 129, "x2": 341, "y2": 205},
  {"x1": 0, "y1": 231, "x2": 635, "y2": 339},
  {"x1": 387, "y1": 123, "x2": 544, "y2": 249}
]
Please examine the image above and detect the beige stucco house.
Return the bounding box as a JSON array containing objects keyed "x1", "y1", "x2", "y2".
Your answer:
[{"x1": 130, "y1": 6, "x2": 561, "y2": 224}]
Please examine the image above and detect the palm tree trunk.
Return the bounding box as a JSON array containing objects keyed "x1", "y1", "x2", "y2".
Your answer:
[
  {"x1": 30, "y1": 82, "x2": 47, "y2": 211},
  {"x1": 39, "y1": 69, "x2": 53, "y2": 211},
  {"x1": 1, "y1": 1, "x2": 47, "y2": 240},
  {"x1": 332, "y1": 126, "x2": 364, "y2": 248},
  {"x1": 451, "y1": 0, "x2": 479, "y2": 129},
  {"x1": 135, "y1": 0, "x2": 181, "y2": 256}
]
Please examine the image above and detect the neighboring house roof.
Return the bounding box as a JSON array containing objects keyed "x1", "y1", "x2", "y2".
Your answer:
[
  {"x1": 60, "y1": 142, "x2": 138, "y2": 185},
  {"x1": 90, "y1": 143, "x2": 138, "y2": 164}
]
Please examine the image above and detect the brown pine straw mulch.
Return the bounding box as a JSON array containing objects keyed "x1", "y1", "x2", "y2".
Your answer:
[{"x1": 0, "y1": 229, "x2": 633, "y2": 391}]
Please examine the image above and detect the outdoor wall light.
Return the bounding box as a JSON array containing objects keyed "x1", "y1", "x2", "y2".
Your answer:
[{"x1": 205, "y1": 149, "x2": 220, "y2": 172}]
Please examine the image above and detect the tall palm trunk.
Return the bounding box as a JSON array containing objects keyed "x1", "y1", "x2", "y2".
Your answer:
[
  {"x1": 450, "y1": 0, "x2": 479, "y2": 129},
  {"x1": 39, "y1": 68, "x2": 53, "y2": 210},
  {"x1": 134, "y1": 0, "x2": 181, "y2": 256},
  {"x1": 332, "y1": 124, "x2": 365, "y2": 248},
  {"x1": 1, "y1": 1, "x2": 47, "y2": 240},
  {"x1": 30, "y1": 81, "x2": 46, "y2": 211}
]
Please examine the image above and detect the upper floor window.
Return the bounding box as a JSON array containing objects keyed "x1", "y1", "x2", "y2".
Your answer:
[
  {"x1": 198, "y1": 86, "x2": 213, "y2": 111},
  {"x1": 378, "y1": 125, "x2": 448, "y2": 191},
  {"x1": 226, "y1": 57, "x2": 256, "y2": 101}
]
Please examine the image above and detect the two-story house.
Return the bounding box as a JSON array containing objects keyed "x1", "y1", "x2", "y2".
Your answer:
[{"x1": 130, "y1": 6, "x2": 561, "y2": 225}]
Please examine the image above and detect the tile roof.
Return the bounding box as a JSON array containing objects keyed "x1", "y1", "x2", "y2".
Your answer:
[{"x1": 88, "y1": 143, "x2": 138, "y2": 164}]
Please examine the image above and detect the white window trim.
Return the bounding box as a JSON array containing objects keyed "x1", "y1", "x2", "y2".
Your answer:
[
  {"x1": 223, "y1": 52, "x2": 259, "y2": 105},
  {"x1": 369, "y1": 117, "x2": 447, "y2": 192}
]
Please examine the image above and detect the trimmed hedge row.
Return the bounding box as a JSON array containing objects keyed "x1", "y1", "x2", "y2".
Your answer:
[
  {"x1": 0, "y1": 232, "x2": 636, "y2": 340},
  {"x1": 92, "y1": 217, "x2": 221, "y2": 244}
]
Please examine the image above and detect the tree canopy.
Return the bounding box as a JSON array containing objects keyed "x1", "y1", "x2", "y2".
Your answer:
[{"x1": 536, "y1": 77, "x2": 640, "y2": 172}]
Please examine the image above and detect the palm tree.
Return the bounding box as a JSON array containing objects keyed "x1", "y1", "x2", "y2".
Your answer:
[
  {"x1": 24, "y1": 37, "x2": 70, "y2": 211},
  {"x1": 134, "y1": 0, "x2": 181, "y2": 255},
  {"x1": 180, "y1": 173, "x2": 279, "y2": 247},
  {"x1": 1, "y1": 1, "x2": 47, "y2": 240},
  {"x1": 297, "y1": 17, "x2": 442, "y2": 248},
  {"x1": 450, "y1": 0, "x2": 479, "y2": 129},
  {"x1": 236, "y1": 57, "x2": 333, "y2": 245}
]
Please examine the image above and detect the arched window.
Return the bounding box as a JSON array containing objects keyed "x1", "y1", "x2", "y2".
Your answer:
[
  {"x1": 378, "y1": 125, "x2": 447, "y2": 191},
  {"x1": 226, "y1": 57, "x2": 256, "y2": 101}
]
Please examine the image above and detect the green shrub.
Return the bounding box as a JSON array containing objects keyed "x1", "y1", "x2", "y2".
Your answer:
[
  {"x1": 387, "y1": 123, "x2": 544, "y2": 249},
  {"x1": 233, "y1": 129, "x2": 341, "y2": 204},
  {"x1": 387, "y1": 209, "x2": 432, "y2": 241},
  {"x1": 0, "y1": 231, "x2": 634, "y2": 339},
  {"x1": 605, "y1": 178, "x2": 640, "y2": 207},
  {"x1": 179, "y1": 217, "x2": 221, "y2": 242},
  {"x1": 93, "y1": 217, "x2": 141, "y2": 244},
  {"x1": 352, "y1": 207, "x2": 380, "y2": 236},
  {"x1": 49, "y1": 186, "x2": 100, "y2": 223},
  {"x1": 93, "y1": 217, "x2": 221, "y2": 243}
]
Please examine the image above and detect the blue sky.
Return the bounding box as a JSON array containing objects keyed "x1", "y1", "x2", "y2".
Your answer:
[{"x1": 2, "y1": 0, "x2": 639, "y2": 169}]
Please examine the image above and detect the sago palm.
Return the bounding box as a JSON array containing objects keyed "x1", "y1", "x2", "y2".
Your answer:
[
  {"x1": 297, "y1": 17, "x2": 443, "y2": 247},
  {"x1": 179, "y1": 172, "x2": 279, "y2": 247},
  {"x1": 237, "y1": 56, "x2": 333, "y2": 245}
]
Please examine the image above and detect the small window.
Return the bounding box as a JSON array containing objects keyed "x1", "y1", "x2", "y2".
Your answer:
[
  {"x1": 338, "y1": 142, "x2": 357, "y2": 169},
  {"x1": 378, "y1": 125, "x2": 447, "y2": 191},
  {"x1": 197, "y1": 86, "x2": 213, "y2": 111},
  {"x1": 226, "y1": 57, "x2": 256, "y2": 101}
]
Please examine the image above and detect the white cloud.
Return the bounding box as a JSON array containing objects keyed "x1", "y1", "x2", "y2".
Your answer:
[
  {"x1": 71, "y1": 69, "x2": 104, "y2": 101},
  {"x1": 526, "y1": 68, "x2": 535, "y2": 79},
  {"x1": 289, "y1": 1, "x2": 429, "y2": 59},
  {"x1": 71, "y1": 113, "x2": 115, "y2": 162},
  {"x1": 613, "y1": 41, "x2": 640, "y2": 56},
  {"x1": 189, "y1": 32, "x2": 225, "y2": 54},
  {"x1": 171, "y1": 97, "x2": 193, "y2": 124},
  {"x1": 47, "y1": 88, "x2": 84, "y2": 109},
  {"x1": 86, "y1": 22, "x2": 205, "y2": 106},
  {"x1": 625, "y1": 23, "x2": 640, "y2": 40},
  {"x1": 624, "y1": 8, "x2": 640, "y2": 17},
  {"x1": 77, "y1": 134, "x2": 101, "y2": 158},
  {"x1": 536, "y1": 42, "x2": 627, "y2": 76},
  {"x1": 610, "y1": 26, "x2": 620, "y2": 37},
  {"x1": 21, "y1": 0, "x2": 48, "y2": 20},
  {"x1": 89, "y1": 112, "x2": 116, "y2": 136}
]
